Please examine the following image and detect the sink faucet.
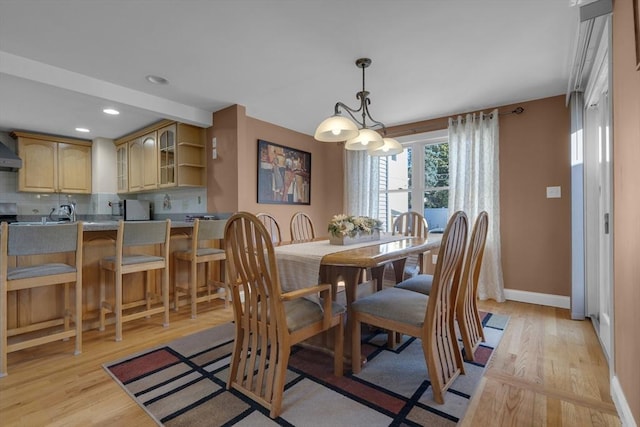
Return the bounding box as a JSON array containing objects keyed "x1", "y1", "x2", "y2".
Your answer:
[{"x1": 59, "y1": 202, "x2": 77, "y2": 222}]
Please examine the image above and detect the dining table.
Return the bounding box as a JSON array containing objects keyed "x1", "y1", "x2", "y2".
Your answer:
[{"x1": 274, "y1": 233, "x2": 443, "y2": 361}]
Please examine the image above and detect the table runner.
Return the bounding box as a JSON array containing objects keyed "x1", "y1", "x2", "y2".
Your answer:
[{"x1": 274, "y1": 234, "x2": 404, "y2": 292}]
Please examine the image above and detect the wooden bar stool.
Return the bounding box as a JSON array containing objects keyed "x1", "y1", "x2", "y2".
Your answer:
[
  {"x1": 174, "y1": 219, "x2": 227, "y2": 318},
  {"x1": 0, "y1": 221, "x2": 83, "y2": 377},
  {"x1": 99, "y1": 219, "x2": 171, "y2": 342}
]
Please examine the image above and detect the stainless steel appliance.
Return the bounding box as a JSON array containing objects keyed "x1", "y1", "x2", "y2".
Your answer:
[
  {"x1": 0, "y1": 202, "x2": 18, "y2": 223},
  {"x1": 114, "y1": 200, "x2": 152, "y2": 221}
]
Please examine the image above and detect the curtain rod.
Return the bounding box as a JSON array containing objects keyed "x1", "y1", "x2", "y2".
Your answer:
[{"x1": 384, "y1": 106, "x2": 525, "y2": 138}]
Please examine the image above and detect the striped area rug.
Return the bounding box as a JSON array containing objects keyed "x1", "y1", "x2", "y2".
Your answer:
[{"x1": 104, "y1": 312, "x2": 508, "y2": 426}]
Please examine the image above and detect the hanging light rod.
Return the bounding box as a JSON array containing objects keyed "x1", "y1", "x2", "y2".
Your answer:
[{"x1": 314, "y1": 58, "x2": 403, "y2": 156}]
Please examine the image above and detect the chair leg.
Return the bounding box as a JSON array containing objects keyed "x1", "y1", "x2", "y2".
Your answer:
[
  {"x1": 190, "y1": 260, "x2": 197, "y2": 319},
  {"x1": 115, "y1": 271, "x2": 123, "y2": 342},
  {"x1": 422, "y1": 340, "x2": 444, "y2": 404},
  {"x1": 145, "y1": 270, "x2": 152, "y2": 318},
  {"x1": 99, "y1": 268, "x2": 106, "y2": 331},
  {"x1": 74, "y1": 278, "x2": 82, "y2": 355},
  {"x1": 269, "y1": 346, "x2": 290, "y2": 419},
  {"x1": 351, "y1": 315, "x2": 362, "y2": 374},
  {"x1": 334, "y1": 316, "x2": 344, "y2": 377},
  {"x1": 63, "y1": 283, "x2": 70, "y2": 339},
  {"x1": 163, "y1": 264, "x2": 170, "y2": 327},
  {"x1": 1, "y1": 278, "x2": 7, "y2": 377},
  {"x1": 173, "y1": 256, "x2": 180, "y2": 312}
]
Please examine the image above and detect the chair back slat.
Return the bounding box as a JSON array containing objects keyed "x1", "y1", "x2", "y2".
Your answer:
[
  {"x1": 8, "y1": 223, "x2": 79, "y2": 256},
  {"x1": 289, "y1": 212, "x2": 315, "y2": 242},
  {"x1": 392, "y1": 212, "x2": 429, "y2": 238}
]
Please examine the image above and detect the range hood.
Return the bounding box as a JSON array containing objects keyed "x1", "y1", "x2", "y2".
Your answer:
[{"x1": 0, "y1": 141, "x2": 22, "y2": 170}]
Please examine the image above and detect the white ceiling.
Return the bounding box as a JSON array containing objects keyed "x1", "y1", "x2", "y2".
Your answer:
[{"x1": 0, "y1": 0, "x2": 580, "y2": 141}]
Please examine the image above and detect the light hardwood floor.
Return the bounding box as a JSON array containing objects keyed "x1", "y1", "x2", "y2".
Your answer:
[{"x1": 0, "y1": 299, "x2": 621, "y2": 426}]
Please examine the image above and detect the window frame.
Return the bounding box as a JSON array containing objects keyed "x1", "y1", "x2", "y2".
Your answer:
[{"x1": 378, "y1": 129, "x2": 449, "y2": 230}]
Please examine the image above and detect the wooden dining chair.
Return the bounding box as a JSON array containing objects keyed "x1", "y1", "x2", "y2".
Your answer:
[
  {"x1": 389, "y1": 211, "x2": 430, "y2": 280},
  {"x1": 99, "y1": 219, "x2": 171, "y2": 342},
  {"x1": 289, "y1": 211, "x2": 315, "y2": 242},
  {"x1": 256, "y1": 212, "x2": 282, "y2": 244},
  {"x1": 351, "y1": 211, "x2": 468, "y2": 404},
  {"x1": 173, "y1": 219, "x2": 228, "y2": 319},
  {"x1": 395, "y1": 211, "x2": 489, "y2": 361},
  {"x1": 224, "y1": 212, "x2": 345, "y2": 418},
  {"x1": 0, "y1": 222, "x2": 83, "y2": 377}
]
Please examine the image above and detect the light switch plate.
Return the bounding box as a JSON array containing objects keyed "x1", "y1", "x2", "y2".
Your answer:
[{"x1": 546, "y1": 186, "x2": 561, "y2": 198}]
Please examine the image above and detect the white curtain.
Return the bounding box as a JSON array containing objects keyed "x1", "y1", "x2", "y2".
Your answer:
[
  {"x1": 448, "y1": 109, "x2": 505, "y2": 302},
  {"x1": 344, "y1": 150, "x2": 379, "y2": 218}
]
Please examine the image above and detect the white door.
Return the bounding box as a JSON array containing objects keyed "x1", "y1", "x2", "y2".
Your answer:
[{"x1": 584, "y1": 25, "x2": 613, "y2": 361}]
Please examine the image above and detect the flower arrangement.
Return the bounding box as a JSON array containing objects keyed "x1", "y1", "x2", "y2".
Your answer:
[{"x1": 328, "y1": 214, "x2": 382, "y2": 238}]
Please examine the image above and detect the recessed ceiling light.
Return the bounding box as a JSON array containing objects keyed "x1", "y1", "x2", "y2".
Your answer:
[
  {"x1": 145, "y1": 75, "x2": 168, "y2": 85},
  {"x1": 103, "y1": 108, "x2": 120, "y2": 115},
  {"x1": 75, "y1": 127, "x2": 90, "y2": 133}
]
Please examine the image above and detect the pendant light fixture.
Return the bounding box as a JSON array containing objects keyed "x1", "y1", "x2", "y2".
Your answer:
[{"x1": 314, "y1": 58, "x2": 403, "y2": 156}]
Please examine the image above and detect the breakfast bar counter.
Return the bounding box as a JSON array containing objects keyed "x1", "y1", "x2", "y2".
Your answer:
[{"x1": 3, "y1": 220, "x2": 224, "y2": 334}]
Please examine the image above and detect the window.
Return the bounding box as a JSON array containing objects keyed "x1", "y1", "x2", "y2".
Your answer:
[{"x1": 378, "y1": 130, "x2": 449, "y2": 232}]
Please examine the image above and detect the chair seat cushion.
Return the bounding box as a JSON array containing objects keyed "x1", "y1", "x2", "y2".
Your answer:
[
  {"x1": 284, "y1": 298, "x2": 345, "y2": 332},
  {"x1": 195, "y1": 248, "x2": 224, "y2": 257},
  {"x1": 351, "y1": 287, "x2": 428, "y2": 327},
  {"x1": 395, "y1": 274, "x2": 433, "y2": 295},
  {"x1": 102, "y1": 254, "x2": 165, "y2": 265},
  {"x1": 8, "y1": 263, "x2": 76, "y2": 280},
  {"x1": 177, "y1": 248, "x2": 224, "y2": 257}
]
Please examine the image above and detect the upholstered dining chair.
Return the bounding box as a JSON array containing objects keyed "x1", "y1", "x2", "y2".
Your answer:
[
  {"x1": 390, "y1": 211, "x2": 430, "y2": 280},
  {"x1": 174, "y1": 219, "x2": 228, "y2": 318},
  {"x1": 0, "y1": 221, "x2": 83, "y2": 377},
  {"x1": 289, "y1": 211, "x2": 315, "y2": 242},
  {"x1": 395, "y1": 211, "x2": 489, "y2": 361},
  {"x1": 351, "y1": 211, "x2": 468, "y2": 404},
  {"x1": 256, "y1": 212, "x2": 282, "y2": 244},
  {"x1": 99, "y1": 219, "x2": 171, "y2": 342},
  {"x1": 224, "y1": 212, "x2": 345, "y2": 418}
]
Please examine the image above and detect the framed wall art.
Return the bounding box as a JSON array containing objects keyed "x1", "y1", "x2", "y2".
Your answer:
[{"x1": 257, "y1": 139, "x2": 311, "y2": 205}]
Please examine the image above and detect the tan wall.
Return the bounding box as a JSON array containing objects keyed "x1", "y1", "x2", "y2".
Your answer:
[
  {"x1": 612, "y1": 0, "x2": 640, "y2": 422},
  {"x1": 500, "y1": 96, "x2": 571, "y2": 295},
  {"x1": 388, "y1": 95, "x2": 572, "y2": 297},
  {"x1": 206, "y1": 105, "x2": 243, "y2": 213},
  {"x1": 207, "y1": 105, "x2": 344, "y2": 240}
]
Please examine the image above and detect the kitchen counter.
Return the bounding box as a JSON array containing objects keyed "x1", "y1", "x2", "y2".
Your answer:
[{"x1": 81, "y1": 220, "x2": 194, "y2": 231}]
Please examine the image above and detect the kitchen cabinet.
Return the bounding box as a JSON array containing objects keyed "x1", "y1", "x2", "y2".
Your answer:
[
  {"x1": 116, "y1": 143, "x2": 128, "y2": 193},
  {"x1": 176, "y1": 123, "x2": 206, "y2": 187},
  {"x1": 127, "y1": 132, "x2": 158, "y2": 192},
  {"x1": 158, "y1": 123, "x2": 176, "y2": 187},
  {"x1": 12, "y1": 132, "x2": 92, "y2": 194},
  {"x1": 115, "y1": 120, "x2": 205, "y2": 193}
]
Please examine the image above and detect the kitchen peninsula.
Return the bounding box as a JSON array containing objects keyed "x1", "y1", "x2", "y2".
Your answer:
[{"x1": 3, "y1": 219, "x2": 227, "y2": 337}]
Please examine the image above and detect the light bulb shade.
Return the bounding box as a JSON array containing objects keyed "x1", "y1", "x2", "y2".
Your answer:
[
  {"x1": 314, "y1": 115, "x2": 359, "y2": 142},
  {"x1": 368, "y1": 137, "x2": 403, "y2": 156},
  {"x1": 345, "y1": 128, "x2": 384, "y2": 150}
]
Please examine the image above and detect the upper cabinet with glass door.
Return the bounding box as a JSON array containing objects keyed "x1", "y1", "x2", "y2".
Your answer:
[
  {"x1": 114, "y1": 120, "x2": 206, "y2": 193},
  {"x1": 158, "y1": 123, "x2": 176, "y2": 187}
]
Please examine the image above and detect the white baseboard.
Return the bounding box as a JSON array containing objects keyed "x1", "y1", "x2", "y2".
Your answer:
[
  {"x1": 611, "y1": 375, "x2": 638, "y2": 427},
  {"x1": 503, "y1": 288, "x2": 571, "y2": 309}
]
